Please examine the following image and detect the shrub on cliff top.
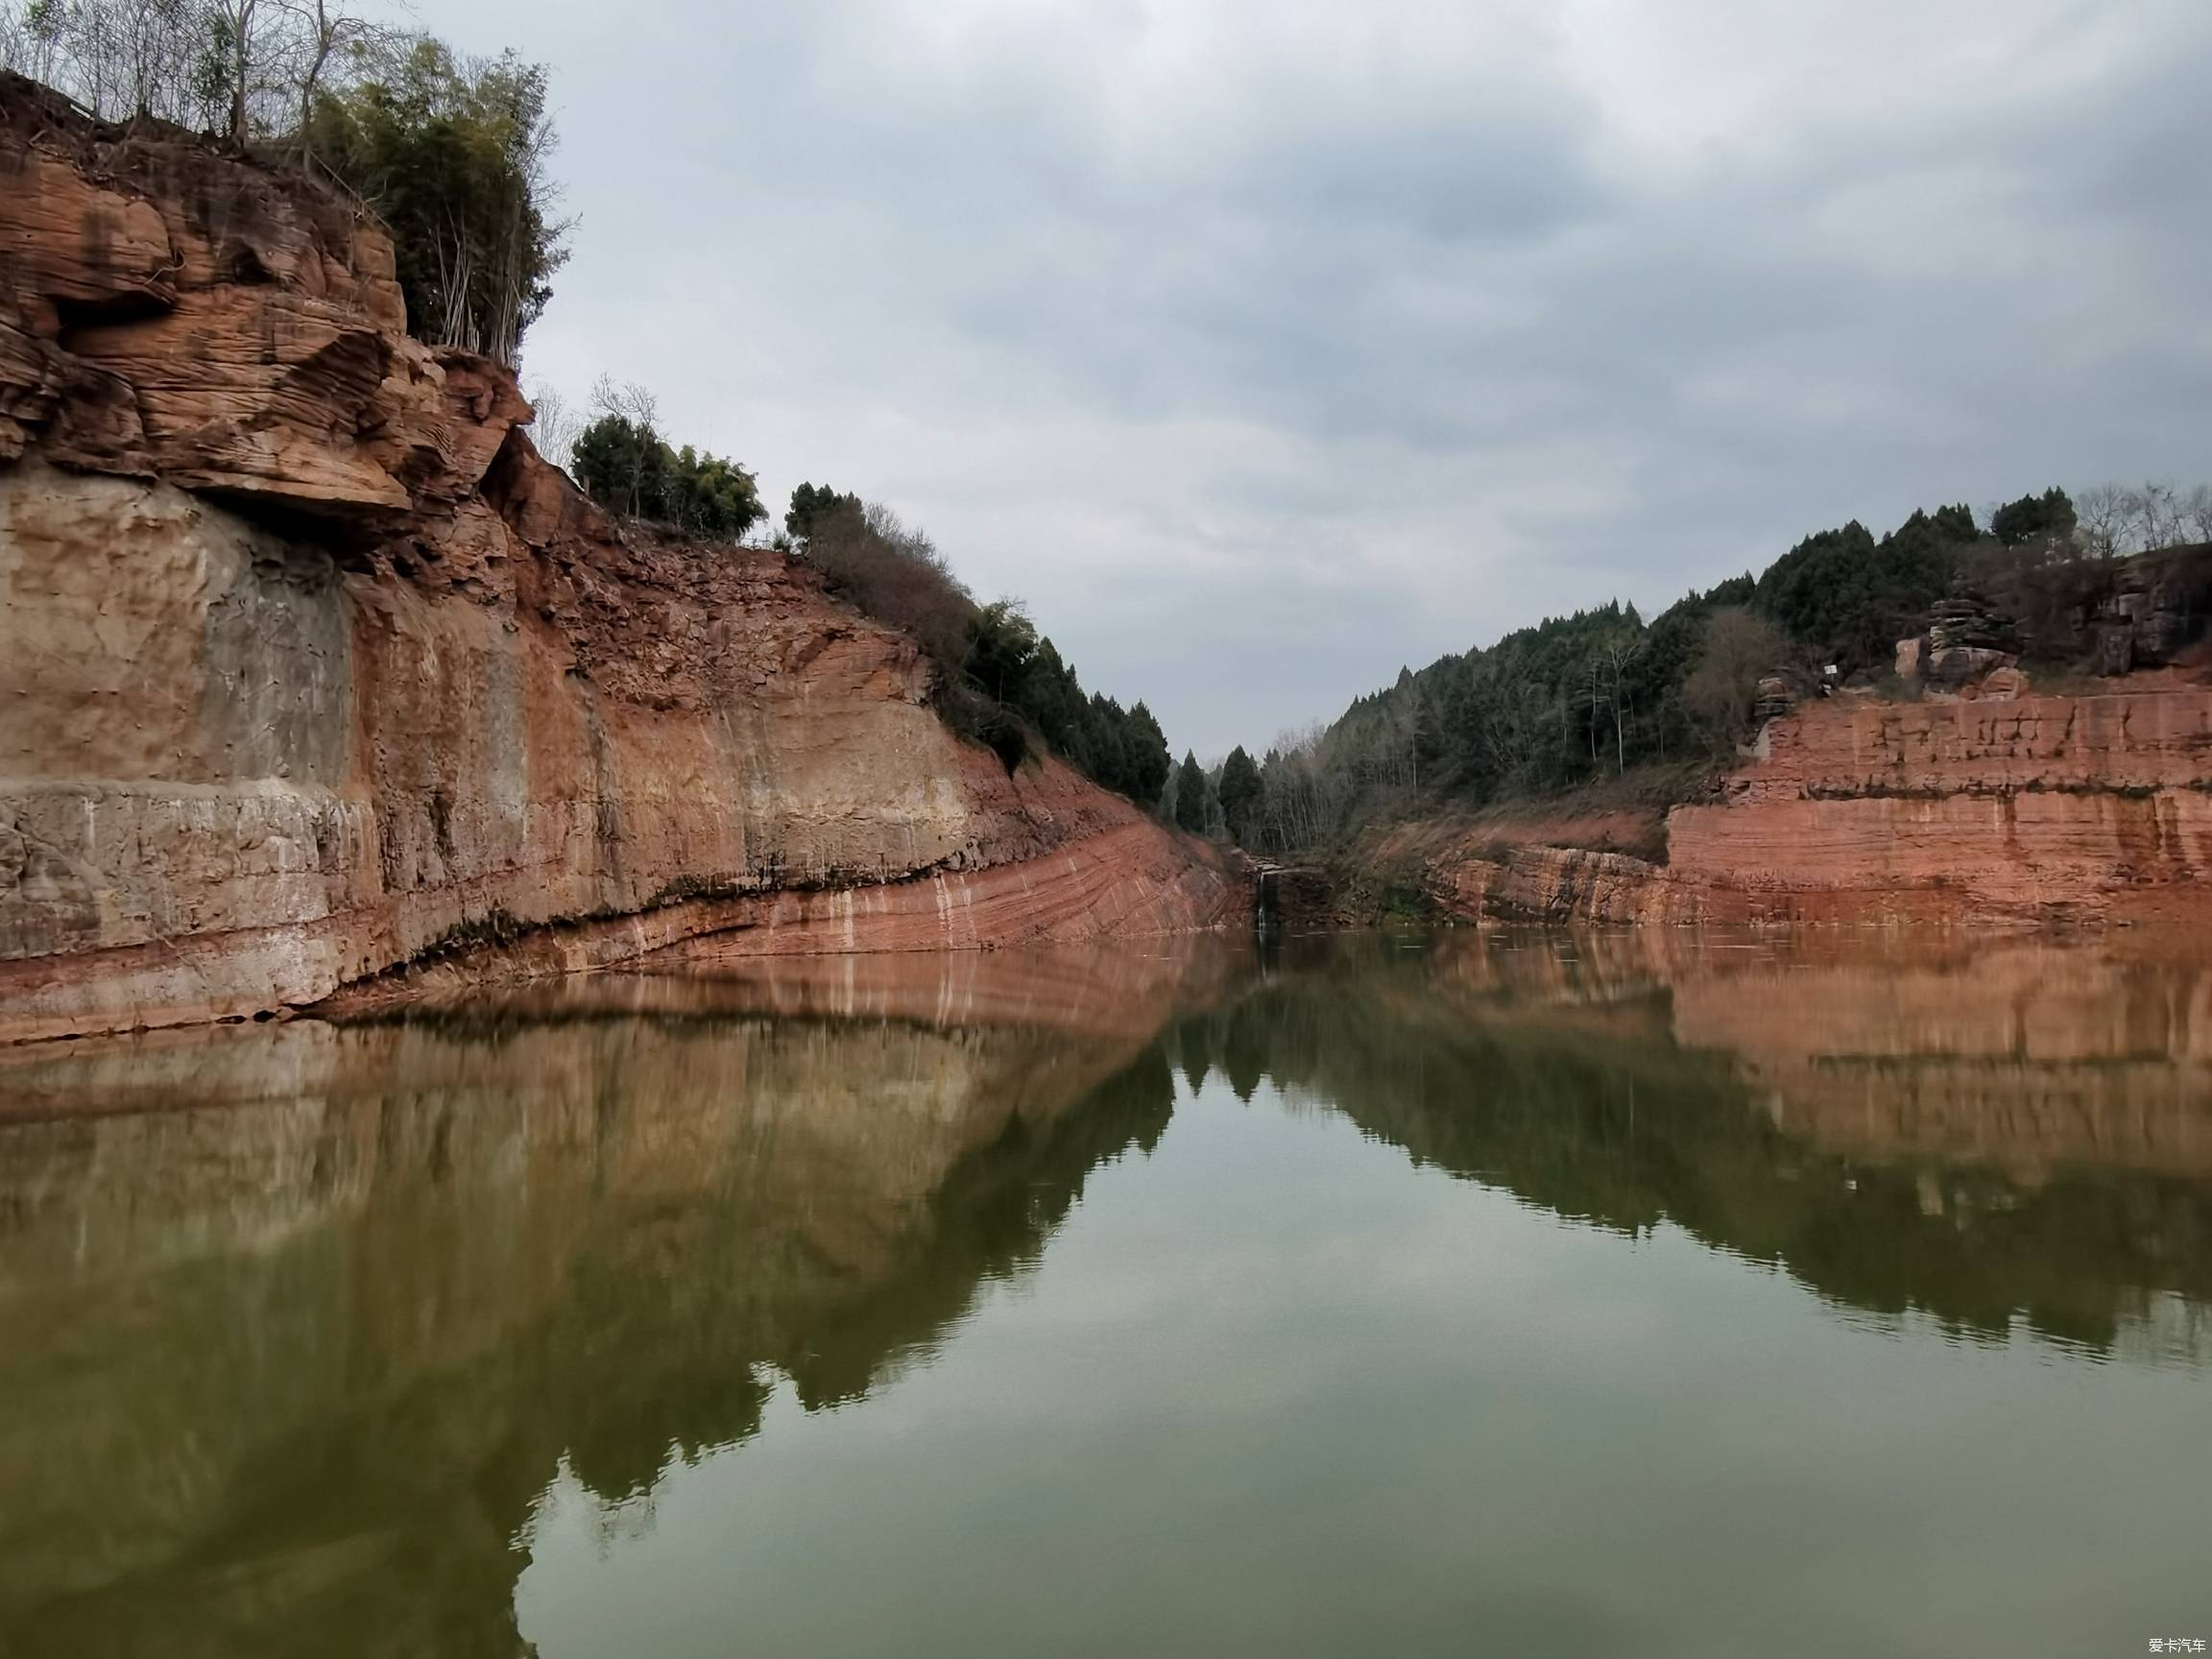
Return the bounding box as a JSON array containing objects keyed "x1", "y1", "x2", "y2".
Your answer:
[
  {"x1": 568, "y1": 380, "x2": 764, "y2": 541},
  {"x1": 307, "y1": 38, "x2": 568, "y2": 366},
  {"x1": 796, "y1": 496, "x2": 1172, "y2": 798},
  {"x1": 785, "y1": 482, "x2": 862, "y2": 544},
  {"x1": 2, "y1": 7, "x2": 569, "y2": 366},
  {"x1": 804, "y1": 499, "x2": 974, "y2": 664}
]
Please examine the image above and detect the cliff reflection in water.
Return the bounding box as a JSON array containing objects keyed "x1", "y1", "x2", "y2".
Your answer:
[
  {"x1": 0, "y1": 946, "x2": 1221, "y2": 1657},
  {"x1": 1193, "y1": 932, "x2": 2212, "y2": 1358},
  {"x1": 0, "y1": 929, "x2": 2209, "y2": 1653}
]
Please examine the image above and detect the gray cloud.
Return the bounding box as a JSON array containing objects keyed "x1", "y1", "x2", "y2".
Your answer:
[{"x1": 429, "y1": 0, "x2": 2212, "y2": 756}]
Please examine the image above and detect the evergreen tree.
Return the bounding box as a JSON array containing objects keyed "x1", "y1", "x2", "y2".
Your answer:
[
  {"x1": 1123, "y1": 704, "x2": 1171, "y2": 806},
  {"x1": 1217, "y1": 746, "x2": 1264, "y2": 845},
  {"x1": 965, "y1": 601, "x2": 1042, "y2": 704},
  {"x1": 571, "y1": 411, "x2": 760, "y2": 538},
  {"x1": 664, "y1": 445, "x2": 763, "y2": 538},
  {"x1": 570, "y1": 414, "x2": 663, "y2": 518},
  {"x1": 786, "y1": 482, "x2": 860, "y2": 542},
  {"x1": 1173, "y1": 751, "x2": 1210, "y2": 833},
  {"x1": 1990, "y1": 487, "x2": 2078, "y2": 548}
]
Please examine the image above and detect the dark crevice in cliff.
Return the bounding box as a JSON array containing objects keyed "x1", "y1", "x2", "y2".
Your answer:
[{"x1": 50, "y1": 288, "x2": 175, "y2": 335}]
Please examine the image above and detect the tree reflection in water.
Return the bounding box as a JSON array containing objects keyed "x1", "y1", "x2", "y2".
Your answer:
[{"x1": 0, "y1": 928, "x2": 2207, "y2": 1653}]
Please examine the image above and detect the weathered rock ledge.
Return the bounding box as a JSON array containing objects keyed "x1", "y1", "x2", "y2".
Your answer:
[
  {"x1": 1416, "y1": 687, "x2": 2212, "y2": 928},
  {"x1": 0, "y1": 77, "x2": 1240, "y2": 1043}
]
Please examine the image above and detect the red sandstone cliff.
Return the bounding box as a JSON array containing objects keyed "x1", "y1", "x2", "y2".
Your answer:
[
  {"x1": 1404, "y1": 685, "x2": 2212, "y2": 928},
  {"x1": 0, "y1": 78, "x2": 1241, "y2": 1043}
]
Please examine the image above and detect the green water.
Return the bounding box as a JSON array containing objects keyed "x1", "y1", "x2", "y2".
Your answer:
[{"x1": 1, "y1": 931, "x2": 2208, "y2": 1657}]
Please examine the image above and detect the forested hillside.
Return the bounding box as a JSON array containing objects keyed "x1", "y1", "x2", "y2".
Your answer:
[{"x1": 1225, "y1": 484, "x2": 2212, "y2": 855}]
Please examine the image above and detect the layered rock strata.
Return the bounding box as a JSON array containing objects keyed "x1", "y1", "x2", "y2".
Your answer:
[
  {"x1": 1424, "y1": 688, "x2": 2212, "y2": 927},
  {"x1": 0, "y1": 78, "x2": 1239, "y2": 1042}
]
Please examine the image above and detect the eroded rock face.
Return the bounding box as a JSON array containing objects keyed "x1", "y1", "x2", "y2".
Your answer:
[
  {"x1": 0, "y1": 77, "x2": 514, "y2": 517},
  {"x1": 1421, "y1": 689, "x2": 2212, "y2": 928},
  {"x1": 0, "y1": 78, "x2": 1240, "y2": 1041}
]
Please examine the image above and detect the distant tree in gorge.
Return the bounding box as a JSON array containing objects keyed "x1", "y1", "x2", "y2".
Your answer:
[
  {"x1": 786, "y1": 481, "x2": 861, "y2": 543},
  {"x1": 1173, "y1": 751, "x2": 1210, "y2": 834},
  {"x1": 1752, "y1": 507, "x2": 1975, "y2": 676},
  {"x1": 1216, "y1": 745, "x2": 1264, "y2": 845},
  {"x1": 1222, "y1": 475, "x2": 2212, "y2": 857}
]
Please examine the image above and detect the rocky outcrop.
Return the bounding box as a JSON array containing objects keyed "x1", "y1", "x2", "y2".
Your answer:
[
  {"x1": 0, "y1": 76, "x2": 507, "y2": 515},
  {"x1": 0, "y1": 77, "x2": 1240, "y2": 1043},
  {"x1": 1418, "y1": 686, "x2": 2212, "y2": 928}
]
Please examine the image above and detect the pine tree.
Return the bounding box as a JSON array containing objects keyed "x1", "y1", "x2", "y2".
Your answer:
[
  {"x1": 1216, "y1": 745, "x2": 1264, "y2": 845},
  {"x1": 1124, "y1": 704, "x2": 1171, "y2": 805},
  {"x1": 1173, "y1": 751, "x2": 1210, "y2": 833}
]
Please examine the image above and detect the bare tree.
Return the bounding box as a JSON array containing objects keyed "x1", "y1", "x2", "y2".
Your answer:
[
  {"x1": 1682, "y1": 608, "x2": 1789, "y2": 747},
  {"x1": 113, "y1": 0, "x2": 198, "y2": 121},
  {"x1": 194, "y1": 0, "x2": 259, "y2": 139},
  {"x1": 589, "y1": 374, "x2": 659, "y2": 431},
  {"x1": 3, "y1": 0, "x2": 375, "y2": 132},
  {"x1": 1258, "y1": 724, "x2": 1336, "y2": 853},
  {"x1": 521, "y1": 378, "x2": 581, "y2": 473},
  {"x1": 2074, "y1": 483, "x2": 2130, "y2": 561},
  {"x1": 2129, "y1": 481, "x2": 2186, "y2": 551},
  {"x1": 1595, "y1": 634, "x2": 1641, "y2": 774},
  {"x1": 271, "y1": 0, "x2": 377, "y2": 154},
  {"x1": 801, "y1": 498, "x2": 974, "y2": 666},
  {"x1": 2186, "y1": 484, "x2": 2212, "y2": 545},
  {"x1": 1, "y1": 5, "x2": 40, "y2": 79},
  {"x1": 585, "y1": 375, "x2": 662, "y2": 515},
  {"x1": 1370, "y1": 688, "x2": 1423, "y2": 793},
  {"x1": 1479, "y1": 676, "x2": 1546, "y2": 781},
  {"x1": 1585, "y1": 657, "x2": 1601, "y2": 765}
]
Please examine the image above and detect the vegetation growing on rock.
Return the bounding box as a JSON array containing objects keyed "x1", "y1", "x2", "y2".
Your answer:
[
  {"x1": 304, "y1": 39, "x2": 567, "y2": 365},
  {"x1": 1, "y1": 1, "x2": 568, "y2": 366},
  {"x1": 776, "y1": 492, "x2": 1173, "y2": 801},
  {"x1": 568, "y1": 380, "x2": 764, "y2": 541},
  {"x1": 1231, "y1": 484, "x2": 2212, "y2": 857}
]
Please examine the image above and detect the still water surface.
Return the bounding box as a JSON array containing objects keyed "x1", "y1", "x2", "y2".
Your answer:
[{"x1": 2, "y1": 931, "x2": 2209, "y2": 1656}]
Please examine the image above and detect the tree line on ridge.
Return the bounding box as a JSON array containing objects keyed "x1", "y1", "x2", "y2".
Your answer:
[{"x1": 1207, "y1": 481, "x2": 2212, "y2": 857}]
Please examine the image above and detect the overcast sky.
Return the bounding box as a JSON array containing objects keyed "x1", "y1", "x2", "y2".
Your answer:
[{"x1": 427, "y1": 0, "x2": 2211, "y2": 758}]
